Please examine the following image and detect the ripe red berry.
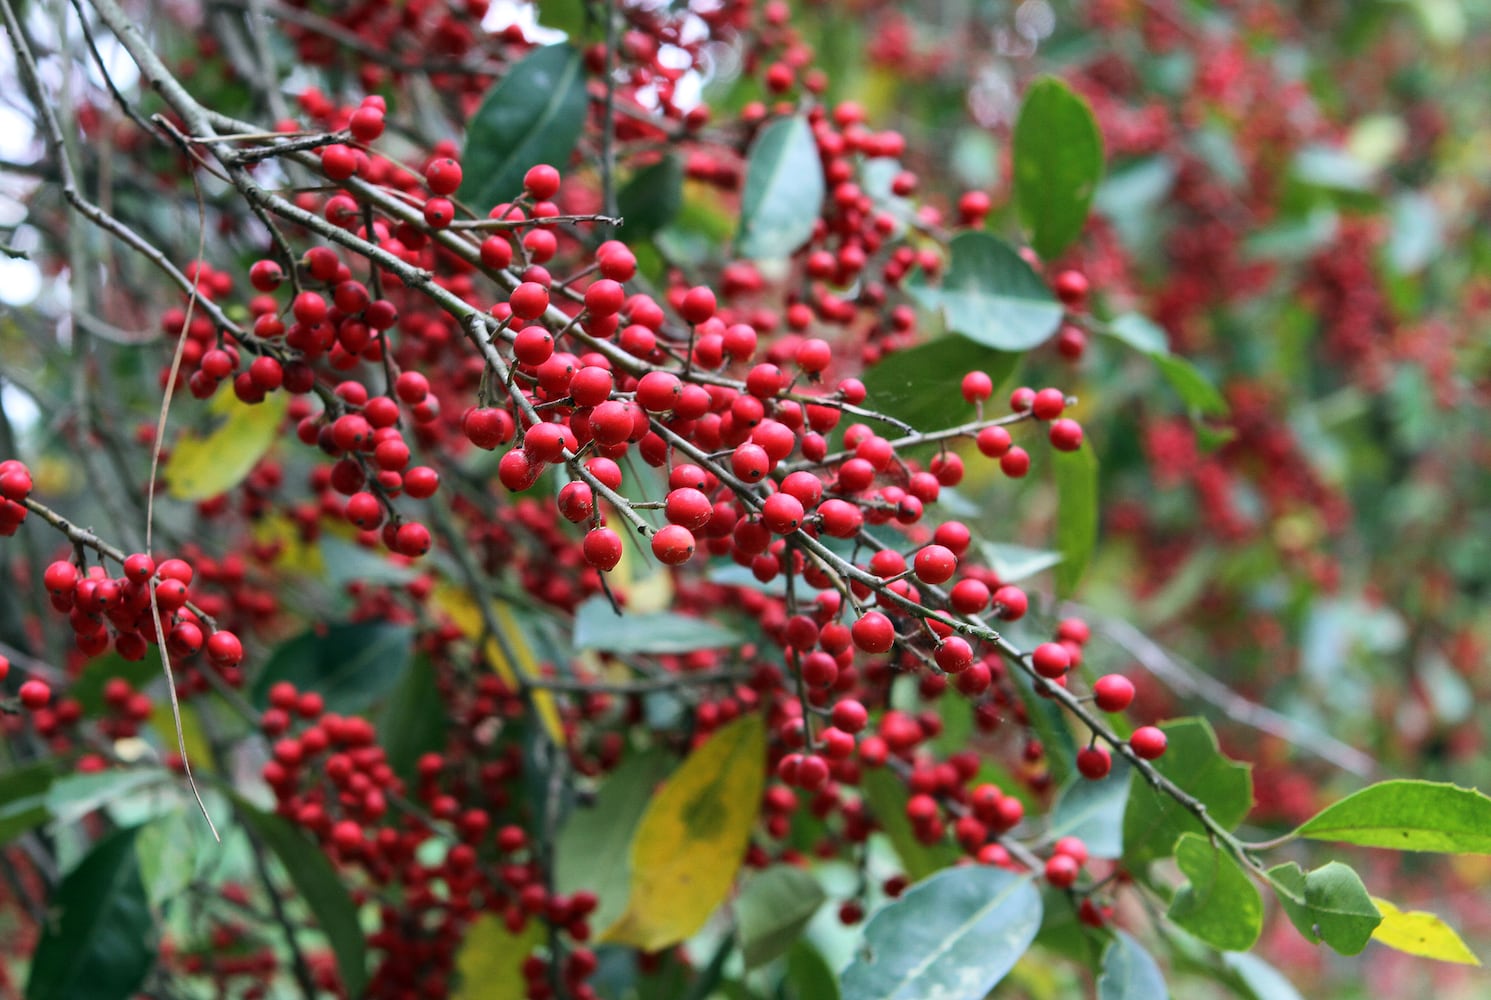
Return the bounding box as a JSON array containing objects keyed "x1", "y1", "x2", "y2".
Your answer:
[
  {"x1": 425, "y1": 157, "x2": 463, "y2": 195},
  {"x1": 18, "y1": 679, "x2": 51, "y2": 710},
  {"x1": 43, "y1": 560, "x2": 79, "y2": 595},
  {"x1": 679, "y1": 286, "x2": 716, "y2": 324},
  {"x1": 523, "y1": 164, "x2": 562, "y2": 200},
  {"x1": 1049, "y1": 419, "x2": 1084, "y2": 452},
  {"x1": 634, "y1": 371, "x2": 682, "y2": 413},
  {"x1": 1130, "y1": 726, "x2": 1168, "y2": 760},
  {"x1": 509, "y1": 282, "x2": 550, "y2": 320},
  {"x1": 1031, "y1": 388, "x2": 1066, "y2": 420},
  {"x1": 976, "y1": 425, "x2": 1012, "y2": 458},
  {"x1": 1054, "y1": 269, "x2": 1088, "y2": 307},
  {"x1": 999, "y1": 447, "x2": 1030, "y2": 478},
  {"x1": 583, "y1": 528, "x2": 623, "y2": 571},
  {"x1": 463, "y1": 407, "x2": 515, "y2": 449},
  {"x1": 851, "y1": 611, "x2": 895, "y2": 653},
  {"x1": 831, "y1": 699, "x2": 868, "y2": 733},
  {"x1": 650, "y1": 525, "x2": 695, "y2": 565},
  {"x1": 1076, "y1": 746, "x2": 1112, "y2": 780},
  {"x1": 961, "y1": 370, "x2": 993, "y2": 403},
  {"x1": 913, "y1": 544, "x2": 957, "y2": 585},
  {"x1": 1092, "y1": 674, "x2": 1135, "y2": 713},
  {"x1": 1044, "y1": 852, "x2": 1080, "y2": 888},
  {"x1": 348, "y1": 104, "x2": 385, "y2": 143},
  {"x1": 991, "y1": 585, "x2": 1027, "y2": 621},
  {"x1": 1031, "y1": 642, "x2": 1071, "y2": 679},
  {"x1": 760, "y1": 493, "x2": 805, "y2": 534}
]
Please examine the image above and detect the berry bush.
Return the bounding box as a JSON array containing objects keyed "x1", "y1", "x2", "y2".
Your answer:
[{"x1": 1, "y1": 1, "x2": 1489, "y2": 998}]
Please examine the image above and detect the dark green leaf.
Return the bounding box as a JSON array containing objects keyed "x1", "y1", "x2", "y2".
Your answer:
[
  {"x1": 1103, "y1": 313, "x2": 1170, "y2": 356},
  {"x1": 839, "y1": 867, "x2": 1041, "y2": 1000},
  {"x1": 1295, "y1": 780, "x2": 1491, "y2": 854},
  {"x1": 0, "y1": 759, "x2": 58, "y2": 848},
  {"x1": 378, "y1": 655, "x2": 447, "y2": 787},
  {"x1": 250, "y1": 622, "x2": 414, "y2": 715},
  {"x1": 1266, "y1": 861, "x2": 1381, "y2": 955},
  {"x1": 1098, "y1": 930, "x2": 1169, "y2": 1000},
  {"x1": 1166, "y1": 834, "x2": 1263, "y2": 952},
  {"x1": 26, "y1": 826, "x2": 155, "y2": 1000},
  {"x1": 1014, "y1": 76, "x2": 1104, "y2": 260},
  {"x1": 1123, "y1": 718, "x2": 1252, "y2": 869},
  {"x1": 784, "y1": 940, "x2": 841, "y2": 1000},
  {"x1": 617, "y1": 155, "x2": 684, "y2": 238},
  {"x1": 555, "y1": 748, "x2": 672, "y2": 934},
  {"x1": 1152, "y1": 355, "x2": 1228, "y2": 417},
  {"x1": 907, "y1": 233, "x2": 1064, "y2": 351},
  {"x1": 1007, "y1": 662, "x2": 1077, "y2": 787},
  {"x1": 734, "y1": 865, "x2": 826, "y2": 968},
  {"x1": 235, "y1": 801, "x2": 367, "y2": 997},
  {"x1": 572, "y1": 597, "x2": 742, "y2": 655},
  {"x1": 1053, "y1": 443, "x2": 1098, "y2": 598},
  {"x1": 736, "y1": 115, "x2": 824, "y2": 259},
  {"x1": 1049, "y1": 756, "x2": 1130, "y2": 859},
  {"x1": 859, "y1": 768, "x2": 959, "y2": 882},
  {"x1": 458, "y1": 44, "x2": 588, "y2": 213},
  {"x1": 859, "y1": 333, "x2": 1019, "y2": 433}
]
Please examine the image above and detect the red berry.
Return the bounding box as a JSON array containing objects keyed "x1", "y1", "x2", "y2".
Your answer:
[
  {"x1": 999, "y1": 447, "x2": 1030, "y2": 478},
  {"x1": 913, "y1": 544, "x2": 957, "y2": 585},
  {"x1": 760, "y1": 493, "x2": 804, "y2": 534},
  {"x1": 1075, "y1": 746, "x2": 1112, "y2": 780},
  {"x1": 509, "y1": 282, "x2": 550, "y2": 320},
  {"x1": 679, "y1": 286, "x2": 716, "y2": 324},
  {"x1": 583, "y1": 528, "x2": 623, "y2": 571},
  {"x1": 1031, "y1": 388, "x2": 1066, "y2": 420},
  {"x1": 961, "y1": 370, "x2": 993, "y2": 403},
  {"x1": 18, "y1": 679, "x2": 50, "y2": 710},
  {"x1": 650, "y1": 525, "x2": 695, "y2": 565},
  {"x1": 1092, "y1": 674, "x2": 1135, "y2": 713},
  {"x1": 348, "y1": 105, "x2": 385, "y2": 143},
  {"x1": 1044, "y1": 852, "x2": 1080, "y2": 888},
  {"x1": 851, "y1": 612, "x2": 895, "y2": 653},
  {"x1": 1049, "y1": 419, "x2": 1084, "y2": 452},
  {"x1": 1031, "y1": 642, "x2": 1071, "y2": 679},
  {"x1": 523, "y1": 164, "x2": 561, "y2": 200},
  {"x1": 1130, "y1": 726, "x2": 1168, "y2": 760},
  {"x1": 425, "y1": 157, "x2": 463, "y2": 195}
]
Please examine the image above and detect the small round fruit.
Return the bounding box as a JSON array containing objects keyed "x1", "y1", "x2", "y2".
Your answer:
[
  {"x1": 1130, "y1": 726, "x2": 1168, "y2": 760},
  {"x1": 851, "y1": 611, "x2": 895, "y2": 654},
  {"x1": 1075, "y1": 746, "x2": 1111, "y2": 780},
  {"x1": 650, "y1": 525, "x2": 695, "y2": 565},
  {"x1": 1092, "y1": 674, "x2": 1135, "y2": 713}
]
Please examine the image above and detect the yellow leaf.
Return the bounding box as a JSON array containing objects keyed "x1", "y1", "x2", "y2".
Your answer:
[
  {"x1": 600, "y1": 714, "x2": 767, "y2": 950},
  {"x1": 148, "y1": 702, "x2": 213, "y2": 773},
  {"x1": 1370, "y1": 897, "x2": 1481, "y2": 966},
  {"x1": 452, "y1": 914, "x2": 545, "y2": 1000},
  {"x1": 250, "y1": 512, "x2": 325, "y2": 577},
  {"x1": 164, "y1": 390, "x2": 288, "y2": 501},
  {"x1": 431, "y1": 584, "x2": 564, "y2": 744}
]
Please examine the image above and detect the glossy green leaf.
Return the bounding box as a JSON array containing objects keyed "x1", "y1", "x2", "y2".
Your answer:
[
  {"x1": 572, "y1": 596, "x2": 742, "y2": 654},
  {"x1": 555, "y1": 748, "x2": 672, "y2": 934},
  {"x1": 1098, "y1": 930, "x2": 1169, "y2": 1000},
  {"x1": 1053, "y1": 443, "x2": 1098, "y2": 598},
  {"x1": 859, "y1": 768, "x2": 959, "y2": 882},
  {"x1": 163, "y1": 390, "x2": 288, "y2": 501},
  {"x1": 1123, "y1": 718, "x2": 1252, "y2": 868},
  {"x1": 1221, "y1": 953, "x2": 1306, "y2": 1000},
  {"x1": 979, "y1": 542, "x2": 1063, "y2": 583},
  {"x1": 1266, "y1": 861, "x2": 1380, "y2": 955},
  {"x1": 1049, "y1": 756, "x2": 1130, "y2": 859},
  {"x1": 1014, "y1": 76, "x2": 1104, "y2": 260},
  {"x1": 378, "y1": 655, "x2": 447, "y2": 787},
  {"x1": 26, "y1": 826, "x2": 155, "y2": 1000},
  {"x1": 784, "y1": 940, "x2": 841, "y2": 1000},
  {"x1": 736, "y1": 114, "x2": 824, "y2": 259},
  {"x1": 907, "y1": 232, "x2": 1064, "y2": 351},
  {"x1": 1295, "y1": 780, "x2": 1491, "y2": 853},
  {"x1": 46, "y1": 769, "x2": 171, "y2": 827},
  {"x1": 618, "y1": 154, "x2": 684, "y2": 238},
  {"x1": 1167, "y1": 834, "x2": 1263, "y2": 952},
  {"x1": 135, "y1": 808, "x2": 203, "y2": 907},
  {"x1": 458, "y1": 44, "x2": 588, "y2": 213},
  {"x1": 235, "y1": 801, "x2": 367, "y2": 997},
  {"x1": 1152, "y1": 355, "x2": 1228, "y2": 417},
  {"x1": 734, "y1": 865, "x2": 826, "y2": 968},
  {"x1": 250, "y1": 622, "x2": 414, "y2": 715},
  {"x1": 839, "y1": 867, "x2": 1041, "y2": 1000},
  {"x1": 1104, "y1": 313, "x2": 1170, "y2": 356},
  {"x1": 0, "y1": 759, "x2": 58, "y2": 848},
  {"x1": 859, "y1": 333, "x2": 1019, "y2": 433}
]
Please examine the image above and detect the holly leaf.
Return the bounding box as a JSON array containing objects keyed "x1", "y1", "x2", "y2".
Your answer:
[
  {"x1": 734, "y1": 865, "x2": 826, "y2": 968},
  {"x1": 458, "y1": 44, "x2": 588, "y2": 213},
  {"x1": 600, "y1": 715, "x2": 766, "y2": 950},
  {"x1": 737, "y1": 115, "x2": 824, "y2": 259},
  {"x1": 0, "y1": 759, "x2": 57, "y2": 848},
  {"x1": 1014, "y1": 76, "x2": 1104, "y2": 260},
  {"x1": 1123, "y1": 718, "x2": 1252, "y2": 869},
  {"x1": 1167, "y1": 833, "x2": 1263, "y2": 952},
  {"x1": 452, "y1": 915, "x2": 546, "y2": 1000},
  {"x1": 839, "y1": 867, "x2": 1042, "y2": 1000},
  {"x1": 1053, "y1": 443, "x2": 1098, "y2": 597},
  {"x1": 907, "y1": 232, "x2": 1064, "y2": 351},
  {"x1": 163, "y1": 389, "x2": 287, "y2": 501},
  {"x1": 618, "y1": 154, "x2": 684, "y2": 238},
  {"x1": 378, "y1": 655, "x2": 447, "y2": 787},
  {"x1": 573, "y1": 596, "x2": 742, "y2": 655},
  {"x1": 1049, "y1": 756, "x2": 1130, "y2": 859},
  {"x1": 859, "y1": 768, "x2": 960, "y2": 881},
  {"x1": 1295, "y1": 780, "x2": 1491, "y2": 853},
  {"x1": 25, "y1": 826, "x2": 156, "y2": 1000},
  {"x1": 1098, "y1": 930, "x2": 1169, "y2": 1000},
  {"x1": 860, "y1": 334, "x2": 1019, "y2": 433},
  {"x1": 250, "y1": 621, "x2": 414, "y2": 715},
  {"x1": 1266, "y1": 861, "x2": 1381, "y2": 955}
]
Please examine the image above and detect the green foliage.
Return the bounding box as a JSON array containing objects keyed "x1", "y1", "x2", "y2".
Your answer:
[
  {"x1": 733, "y1": 865, "x2": 826, "y2": 968},
  {"x1": 907, "y1": 232, "x2": 1065, "y2": 351},
  {"x1": 617, "y1": 155, "x2": 684, "y2": 238},
  {"x1": 858, "y1": 334, "x2": 1019, "y2": 432},
  {"x1": 1053, "y1": 443, "x2": 1099, "y2": 597},
  {"x1": 1049, "y1": 756, "x2": 1131, "y2": 859},
  {"x1": 1124, "y1": 719, "x2": 1253, "y2": 869},
  {"x1": 1295, "y1": 781, "x2": 1491, "y2": 853},
  {"x1": 859, "y1": 768, "x2": 959, "y2": 881},
  {"x1": 838, "y1": 867, "x2": 1042, "y2": 1000},
  {"x1": 1167, "y1": 834, "x2": 1264, "y2": 952},
  {"x1": 1266, "y1": 861, "x2": 1381, "y2": 955},
  {"x1": 572, "y1": 596, "x2": 743, "y2": 654},
  {"x1": 1099, "y1": 931, "x2": 1169, "y2": 1000},
  {"x1": 1014, "y1": 77, "x2": 1105, "y2": 260},
  {"x1": 250, "y1": 621, "x2": 415, "y2": 714},
  {"x1": 736, "y1": 115, "x2": 825, "y2": 259}
]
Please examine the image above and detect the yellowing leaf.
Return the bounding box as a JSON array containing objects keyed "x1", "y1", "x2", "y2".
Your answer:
[
  {"x1": 452, "y1": 914, "x2": 545, "y2": 999},
  {"x1": 250, "y1": 512, "x2": 325, "y2": 577},
  {"x1": 164, "y1": 390, "x2": 288, "y2": 500},
  {"x1": 1370, "y1": 897, "x2": 1481, "y2": 966},
  {"x1": 148, "y1": 702, "x2": 212, "y2": 773},
  {"x1": 432, "y1": 585, "x2": 563, "y2": 744},
  {"x1": 600, "y1": 714, "x2": 767, "y2": 950}
]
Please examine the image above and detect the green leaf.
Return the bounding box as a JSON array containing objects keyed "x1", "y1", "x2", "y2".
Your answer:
[
  {"x1": 859, "y1": 334, "x2": 1018, "y2": 433},
  {"x1": 1104, "y1": 313, "x2": 1170, "y2": 356},
  {"x1": 1013, "y1": 76, "x2": 1104, "y2": 260},
  {"x1": 453, "y1": 914, "x2": 546, "y2": 1000},
  {"x1": 1266, "y1": 861, "x2": 1380, "y2": 955},
  {"x1": 1167, "y1": 834, "x2": 1263, "y2": 952},
  {"x1": 1152, "y1": 355, "x2": 1228, "y2": 417},
  {"x1": 250, "y1": 622, "x2": 414, "y2": 715},
  {"x1": 555, "y1": 748, "x2": 672, "y2": 934},
  {"x1": 617, "y1": 154, "x2": 684, "y2": 238},
  {"x1": 457, "y1": 44, "x2": 588, "y2": 214},
  {"x1": 784, "y1": 940, "x2": 841, "y2": 1000},
  {"x1": 1053, "y1": 443, "x2": 1098, "y2": 598},
  {"x1": 736, "y1": 115, "x2": 824, "y2": 259},
  {"x1": 839, "y1": 867, "x2": 1041, "y2": 1000},
  {"x1": 1221, "y1": 953, "x2": 1306, "y2": 1000},
  {"x1": 1123, "y1": 718, "x2": 1252, "y2": 869},
  {"x1": 26, "y1": 826, "x2": 156, "y2": 1000},
  {"x1": 67, "y1": 650, "x2": 166, "y2": 716},
  {"x1": 1098, "y1": 930, "x2": 1169, "y2": 1000},
  {"x1": 1295, "y1": 780, "x2": 1491, "y2": 853},
  {"x1": 135, "y1": 808, "x2": 204, "y2": 907},
  {"x1": 979, "y1": 542, "x2": 1063, "y2": 584},
  {"x1": 734, "y1": 865, "x2": 826, "y2": 968},
  {"x1": 163, "y1": 390, "x2": 288, "y2": 501},
  {"x1": 377, "y1": 655, "x2": 447, "y2": 788},
  {"x1": 0, "y1": 759, "x2": 58, "y2": 847},
  {"x1": 1049, "y1": 755, "x2": 1130, "y2": 859},
  {"x1": 46, "y1": 769, "x2": 171, "y2": 827},
  {"x1": 235, "y1": 801, "x2": 367, "y2": 997},
  {"x1": 907, "y1": 232, "x2": 1064, "y2": 351},
  {"x1": 859, "y1": 768, "x2": 959, "y2": 882},
  {"x1": 572, "y1": 596, "x2": 742, "y2": 655}
]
